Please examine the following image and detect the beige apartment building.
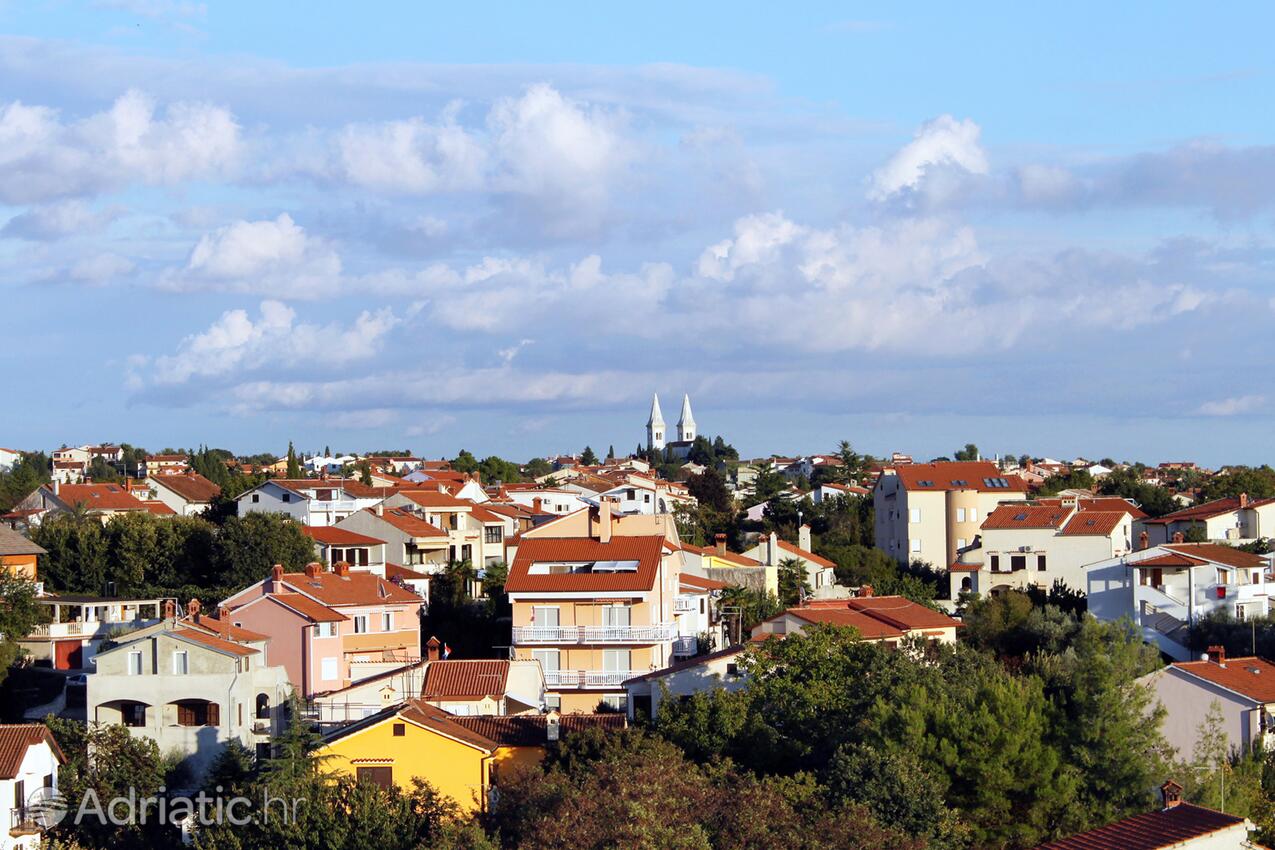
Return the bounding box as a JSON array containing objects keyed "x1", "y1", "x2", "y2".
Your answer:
[{"x1": 874, "y1": 461, "x2": 1029, "y2": 569}]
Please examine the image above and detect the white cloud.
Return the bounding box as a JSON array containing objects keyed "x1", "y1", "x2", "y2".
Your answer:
[
  {"x1": 159, "y1": 214, "x2": 344, "y2": 298},
  {"x1": 336, "y1": 104, "x2": 488, "y2": 193},
  {"x1": 1197, "y1": 395, "x2": 1265, "y2": 416},
  {"x1": 0, "y1": 89, "x2": 240, "y2": 203},
  {"x1": 1, "y1": 200, "x2": 123, "y2": 240},
  {"x1": 70, "y1": 252, "x2": 135, "y2": 282},
  {"x1": 868, "y1": 115, "x2": 988, "y2": 202},
  {"x1": 141, "y1": 300, "x2": 398, "y2": 385}
]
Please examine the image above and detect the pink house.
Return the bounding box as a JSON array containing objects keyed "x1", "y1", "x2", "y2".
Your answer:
[{"x1": 221, "y1": 562, "x2": 424, "y2": 697}]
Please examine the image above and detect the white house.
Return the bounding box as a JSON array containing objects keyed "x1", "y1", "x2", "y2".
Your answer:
[
  {"x1": 1141, "y1": 494, "x2": 1275, "y2": 546},
  {"x1": 503, "y1": 488, "x2": 591, "y2": 516},
  {"x1": 0, "y1": 449, "x2": 20, "y2": 472},
  {"x1": 236, "y1": 479, "x2": 390, "y2": 527},
  {"x1": 742, "y1": 526, "x2": 839, "y2": 595},
  {"x1": 0, "y1": 724, "x2": 65, "y2": 850},
  {"x1": 622, "y1": 645, "x2": 749, "y2": 720},
  {"x1": 145, "y1": 473, "x2": 221, "y2": 516}
]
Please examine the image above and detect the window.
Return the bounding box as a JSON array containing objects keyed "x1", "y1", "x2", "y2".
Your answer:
[
  {"x1": 256, "y1": 693, "x2": 270, "y2": 719},
  {"x1": 1010, "y1": 555, "x2": 1027, "y2": 572},
  {"x1": 173, "y1": 650, "x2": 188, "y2": 675},
  {"x1": 532, "y1": 606, "x2": 560, "y2": 627},
  {"x1": 910, "y1": 539, "x2": 921, "y2": 553},
  {"x1": 644, "y1": 494, "x2": 651, "y2": 503},
  {"x1": 321, "y1": 657, "x2": 338, "y2": 681},
  {"x1": 1037, "y1": 554, "x2": 1047, "y2": 572},
  {"x1": 909, "y1": 508, "x2": 921, "y2": 523},
  {"x1": 956, "y1": 538, "x2": 967, "y2": 550},
  {"x1": 602, "y1": 605, "x2": 631, "y2": 628},
  {"x1": 602, "y1": 649, "x2": 631, "y2": 676},
  {"x1": 726, "y1": 663, "x2": 741, "y2": 677},
  {"x1": 382, "y1": 613, "x2": 393, "y2": 632},
  {"x1": 356, "y1": 767, "x2": 393, "y2": 789},
  {"x1": 532, "y1": 648, "x2": 560, "y2": 675},
  {"x1": 316, "y1": 622, "x2": 336, "y2": 638},
  {"x1": 121, "y1": 702, "x2": 146, "y2": 727},
  {"x1": 127, "y1": 651, "x2": 143, "y2": 675},
  {"x1": 956, "y1": 508, "x2": 966, "y2": 522},
  {"x1": 393, "y1": 723, "x2": 406, "y2": 737},
  {"x1": 353, "y1": 615, "x2": 368, "y2": 634},
  {"x1": 989, "y1": 554, "x2": 1000, "y2": 572},
  {"x1": 251, "y1": 494, "x2": 260, "y2": 503},
  {"x1": 600, "y1": 695, "x2": 627, "y2": 712},
  {"x1": 969, "y1": 508, "x2": 977, "y2": 522},
  {"x1": 282, "y1": 493, "x2": 292, "y2": 503},
  {"x1": 485, "y1": 526, "x2": 503, "y2": 544},
  {"x1": 544, "y1": 694, "x2": 561, "y2": 710},
  {"x1": 175, "y1": 700, "x2": 218, "y2": 727}
]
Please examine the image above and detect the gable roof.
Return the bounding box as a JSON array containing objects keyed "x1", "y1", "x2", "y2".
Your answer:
[
  {"x1": 1059, "y1": 511, "x2": 1128, "y2": 536},
  {"x1": 781, "y1": 607, "x2": 905, "y2": 639},
  {"x1": 278, "y1": 570, "x2": 421, "y2": 607},
  {"x1": 505, "y1": 535, "x2": 667, "y2": 593},
  {"x1": 452, "y1": 713, "x2": 626, "y2": 747},
  {"x1": 891, "y1": 461, "x2": 1028, "y2": 493},
  {"x1": 0, "y1": 526, "x2": 45, "y2": 556},
  {"x1": 171, "y1": 626, "x2": 259, "y2": 657},
  {"x1": 263, "y1": 592, "x2": 347, "y2": 623},
  {"x1": 775, "y1": 539, "x2": 835, "y2": 568},
  {"x1": 1162, "y1": 543, "x2": 1267, "y2": 570},
  {"x1": 181, "y1": 613, "x2": 270, "y2": 643},
  {"x1": 394, "y1": 491, "x2": 473, "y2": 509},
  {"x1": 1169, "y1": 656, "x2": 1275, "y2": 704},
  {"x1": 303, "y1": 525, "x2": 386, "y2": 546},
  {"x1": 844, "y1": 596, "x2": 963, "y2": 631},
  {"x1": 623, "y1": 645, "x2": 746, "y2": 684},
  {"x1": 51, "y1": 483, "x2": 146, "y2": 512},
  {"x1": 368, "y1": 508, "x2": 448, "y2": 538},
  {"x1": 148, "y1": 472, "x2": 221, "y2": 503},
  {"x1": 982, "y1": 504, "x2": 1072, "y2": 530},
  {"x1": 0, "y1": 724, "x2": 64, "y2": 779},
  {"x1": 1036, "y1": 802, "x2": 1245, "y2": 850},
  {"x1": 1142, "y1": 497, "x2": 1242, "y2": 525},
  {"x1": 680, "y1": 572, "x2": 728, "y2": 591},
  {"x1": 421, "y1": 660, "x2": 510, "y2": 700}
]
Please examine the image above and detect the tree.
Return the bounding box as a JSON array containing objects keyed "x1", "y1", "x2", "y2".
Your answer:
[
  {"x1": 32, "y1": 513, "x2": 110, "y2": 593},
  {"x1": 358, "y1": 460, "x2": 373, "y2": 485},
  {"x1": 1201, "y1": 466, "x2": 1275, "y2": 501},
  {"x1": 777, "y1": 556, "x2": 810, "y2": 606},
  {"x1": 212, "y1": 513, "x2": 315, "y2": 587},
  {"x1": 1097, "y1": 467, "x2": 1177, "y2": 517},
  {"x1": 87, "y1": 455, "x2": 121, "y2": 483},
  {"x1": 523, "y1": 458, "x2": 552, "y2": 479},
  {"x1": 954, "y1": 443, "x2": 980, "y2": 461},
  {"x1": 825, "y1": 742, "x2": 958, "y2": 843},
  {"x1": 686, "y1": 466, "x2": 732, "y2": 514},
  {"x1": 0, "y1": 451, "x2": 51, "y2": 511},
  {"x1": 835, "y1": 440, "x2": 863, "y2": 482},
  {"x1": 0, "y1": 575, "x2": 41, "y2": 687},
  {"x1": 607, "y1": 445, "x2": 615, "y2": 460},
  {"x1": 285, "y1": 441, "x2": 302, "y2": 478},
  {"x1": 580, "y1": 446, "x2": 599, "y2": 466}
]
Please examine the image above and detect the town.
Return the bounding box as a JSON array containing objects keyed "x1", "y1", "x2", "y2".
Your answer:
[{"x1": 1, "y1": 395, "x2": 1273, "y2": 849}]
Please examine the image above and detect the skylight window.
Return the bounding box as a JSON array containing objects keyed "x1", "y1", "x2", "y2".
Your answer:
[
  {"x1": 1014, "y1": 513, "x2": 1028, "y2": 521},
  {"x1": 951, "y1": 479, "x2": 968, "y2": 486},
  {"x1": 916, "y1": 480, "x2": 934, "y2": 487},
  {"x1": 983, "y1": 477, "x2": 1011, "y2": 488},
  {"x1": 528, "y1": 560, "x2": 641, "y2": 575}
]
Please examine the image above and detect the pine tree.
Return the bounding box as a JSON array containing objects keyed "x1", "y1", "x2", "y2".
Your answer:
[{"x1": 286, "y1": 441, "x2": 302, "y2": 478}]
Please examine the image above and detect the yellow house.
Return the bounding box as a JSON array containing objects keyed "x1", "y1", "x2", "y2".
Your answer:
[
  {"x1": 316, "y1": 699, "x2": 624, "y2": 811},
  {"x1": 0, "y1": 526, "x2": 44, "y2": 581}
]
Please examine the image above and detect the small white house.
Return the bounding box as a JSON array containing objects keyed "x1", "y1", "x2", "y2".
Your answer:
[{"x1": 0, "y1": 724, "x2": 65, "y2": 850}]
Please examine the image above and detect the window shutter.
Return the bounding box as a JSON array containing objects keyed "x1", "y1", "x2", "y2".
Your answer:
[
  {"x1": 177, "y1": 703, "x2": 192, "y2": 726},
  {"x1": 207, "y1": 702, "x2": 220, "y2": 727}
]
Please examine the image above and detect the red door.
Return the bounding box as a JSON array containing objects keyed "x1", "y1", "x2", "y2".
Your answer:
[{"x1": 54, "y1": 640, "x2": 83, "y2": 670}]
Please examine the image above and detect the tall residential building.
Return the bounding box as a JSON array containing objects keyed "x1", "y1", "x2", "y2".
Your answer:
[
  {"x1": 646, "y1": 393, "x2": 666, "y2": 451},
  {"x1": 873, "y1": 461, "x2": 1028, "y2": 569}
]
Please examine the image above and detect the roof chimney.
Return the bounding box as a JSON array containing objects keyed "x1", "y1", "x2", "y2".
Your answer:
[
  {"x1": 767, "y1": 531, "x2": 779, "y2": 566},
  {"x1": 217, "y1": 605, "x2": 228, "y2": 621},
  {"x1": 798, "y1": 524, "x2": 811, "y2": 553},
  {"x1": 532, "y1": 496, "x2": 543, "y2": 514},
  {"x1": 1138, "y1": 530, "x2": 1149, "y2": 551},
  {"x1": 546, "y1": 709, "x2": 560, "y2": 742},
  {"x1": 375, "y1": 502, "x2": 384, "y2": 517},
  {"x1": 305, "y1": 562, "x2": 321, "y2": 579},
  {"x1": 269, "y1": 563, "x2": 284, "y2": 593},
  {"x1": 1207, "y1": 644, "x2": 1226, "y2": 665},
  {"x1": 858, "y1": 584, "x2": 874, "y2": 598},
  {"x1": 1240, "y1": 492, "x2": 1249, "y2": 509},
  {"x1": 426, "y1": 635, "x2": 441, "y2": 662},
  {"x1": 598, "y1": 499, "x2": 612, "y2": 543},
  {"x1": 1160, "y1": 780, "x2": 1183, "y2": 810},
  {"x1": 163, "y1": 599, "x2": 176, "y2": 620},
  {"x1": 334, "y1": 560, "x2": 350, "y2": 578},
  {"x1": 1172, "y1": 531, "x2": 1185, "y2": 544},
  {"x1": 715, "y1": 533, "x2": 727, "y2": 556},
  {"x1": 187, "y1": 598, "x2": 200, "y2": 619}
]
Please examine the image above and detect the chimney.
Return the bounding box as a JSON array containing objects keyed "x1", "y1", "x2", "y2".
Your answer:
[
  {"x1": 269, "y1": 564, "x2": 284, "y2": 593},
  {"x1": 375, "y1": 503, "x2": 384, "y2": 517},
  {"x1": 715, "y1": 533, "x2": 727, "y2": 556},
  {"x1": 187, "y1": 598, "x2": 200, "y2": 619},
  {"x1": 858, "y1": 584, "x2": 874, "y2": 598},
  {"x1": 1207, "y1": 644, "x2": 1226, "y2": 665},
  {"x1": 598, "y1": 499, "x2": 612, "y2": 544},
  {"x1": 798, "y1": 524, "x2": 811, "y2": 553},
  {"x1": 767, "y1": 531, "x2": 779, "y2": 566},
  {"x1": 163, "y1": 599, "x2": 176, "y2": 620},
  {"x1": 426, "y1": 635, "x2": 441, "y2": 662},
  {"x1": 1138, "y1": 530, "x2": 1149, "y2": 551},
  {"x1": 1160, "y1": 780, "x2": 1183, "y2": 810},
  {"x1": 334, "y1": 560, "x2": 350, "y2": 578},
  {"x1": 1240, "y1": 492, "x2": 1249, "y2": 509},
  {"x1": 1172, "y1": 531, "x2": 1185, "y2": 544},
  {"x1": 305, "y1": 562, "x2": 321, "y2": 579},
  {"x1": 546, "y1": 709, "x2": 560, "y2": 742},
  {"x1": 217, "y1": 605, "x2": 229, "y2": 621},
  {"x1": 532, "y1": 497, "x2": 543, "y2": 514}
]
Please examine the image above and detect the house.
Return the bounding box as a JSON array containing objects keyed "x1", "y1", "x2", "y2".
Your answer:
[
  {"x1": 144, "y1": 472, "x2": 221, "y2": 516},
  {"x1": 949, "y1": 498, "x2": 1137, "y2": 600},
  {"x1": 674, "y1": 572, "x2": 725, "y2": 657},
  {"x1": 221, "y1": 562, "x2": 425, "y2": 697},
  {"x1": 622, "y1": 645, "x2": 748, "y2": 720},
  {"x1": 751, "y1": 590, "x2": 962, "y2": 647},
  {"x1": 1141, "y1": 494, "x2": 1275, "y2": 546},
  {"x1": 1088, "y1": 540, "x2": 1273, "y2": 660},
  {"x1": 336, "y1": 507, "x2": 450, "y2": 572},
  {"x1": 1036, "y1": 781, "x2": 1253, "y2": 849},
  {"x1": 86, "y1": 605, "x2": 291, "y2": 778},
  {"x1": 420, "y1": 658, "x2": 545, "y2": 716},
  {"x1": 0, "y1": 724, "x2": 65, "y2": 850},
  {"x1": 505, "y1": 516, "x2": 682, "y2": 714},
  {"x1": 15, "y1": 482, "x2": 149, "y2": 525},
  {"x1": 308, "y1": 659, "x2": 429, "y2": 728},
  {"x1": 380, "y1": 491, "x2": 492, "y2": 565},
  {"x1": 874, "y1": 461, "x2": 1029, "y2": 568},
  {"x1": 138, "y1": 454, "x2": 189, "y2": 477},
  {"x1": 0, "y1": 527, "x2": 43, "y2": 583},
  {"x1": 317, "y1": 701, "x2": 624, "y2": 811},
  {"x1": 19, "y1": 594, "x2": 173, "y2": 670},
  {"x1": 303, "y1": 525, "x2": 388, "y2": 576},
  {"x1": 502, "y1": 488, "x2": 591, "y2": 516},
  {"x1": 678, "y1": 536, "x2": 774, "y2": 596},
  {"x1": 0, "y1": 448, "x2": 20, "y2": 472},
  {"x1": 812, "y1": 482, "x2": 870, "y2": 504},
  {"x1": 1141, "y1": 648, "x2": 1275, "y2": 759},
  {"x1": 741, "y1": 526, "x2": 839, "y2": 595},
  {"x1": 236, "y1": 479, "x2": 392, "y2": 527}
]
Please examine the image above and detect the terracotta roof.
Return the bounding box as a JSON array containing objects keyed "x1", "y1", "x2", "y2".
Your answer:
[
  {"x1": 775, "y1": 539, "x2": 835, "y2": 568},
  {"x1": 145, "y1": 454, "x2": 187, "y2": 462},
  {"x1": 783, "y1": 608, "x2": 904, "y2": 639},
  {"x1": 982, "y1": 504, "x2": 1072, "y2": 530},
  {"x1": 1060, "y1": 511, "x2": 1127, "y2": 536},
  {"x1": 680, "y1": 573, "x2": 728, "y2": 591},
  {"x1": 141, "y1": 500, "x2": 177, "y2": 516},
  {"x1": 278, "y1": 569, "x2": 421, "y2": 607},
  {"x1": 370, "y1": 508, "x2": 448, "y2": 538},
  {"x1": 844, "y1": 596, "x2": 962, "y2": 631},
  {"x1": 452, "y1": 713, "x2": 626, "y2": 747},
  {"x1": 891, "y1": 461, "x2": 1029, "y2": 493},
  {"x1": 680, "y1": 541, "x2": 760, "y2": 567},
  {"x1": 1163, "y1": 543, "x2": 1267, "y2": 570},
  {"x1": 148, "y1": 472, "x2": 220, "y2": 503},
  {"x1": 505, "y1": 535, "x2": 667, "y2": 593},
  {"x1": 421, "y1": 660, "x2": 510, "y2": 700},
  {"x1": 172, "y1": 626, "x2": 259, "y2": 657},
  {"x1": 1142, "y1": 497, "x2": 1242, "y2": 525},
  {"x1": 395, "y1": 491, "x2": 472, "y2": 509},
  {"x1": 1135, "y1": 552, "x2": 1210, "y2": 568},
  {"x1": 0, "y1": 526, "x2": 45, "y2": 557},
  {"x1": 52, "y1": 483, "x2": 146, "y2": 511},
  {"x1": 1036, "y1": 802, "x2": 1245, "y2": 849},
  {"x1": 303, "y1": 526, "x2": 386, "y2": 546},
  {"x1": 469, "y1": 506, "x2": 507, "y2": 524},
  {"x1": 0, "y1": 724, "x2": 64, "y2": 779},
  {"x1": 1170, "y1": 656, "x2": 1275, "y2": 704},
  {"x1": 623, "y1": 645, "x2": 746, "y2": 683},
  {"x1": 385, "y1": 563, "x2": 430, "y2": 582},
  {"x1": 182, "y1": 613, "x2": 270, "y2": 643},
  {"x1": 266, "y1": 592, "x2": 347, "y2": 623}
]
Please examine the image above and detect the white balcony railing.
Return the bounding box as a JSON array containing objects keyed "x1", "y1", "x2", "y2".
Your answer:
[
  {"x1": 672, "y1": 635, "x2": 698, "y2": 656},
  {"x1": 543, "y1": 670, "x2": 637, "y2": 688},
  {"x1": 673, "y1": 596, "x2": 696, "y2": 613},
  {"x1": 28, "y1": 618, "x2": 159, "y2": 639},
  {"x1": 512, "y1": 623, "x2": 676, "y2": 644}
]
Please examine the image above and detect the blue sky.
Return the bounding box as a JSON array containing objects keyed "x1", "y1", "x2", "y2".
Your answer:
[{"x1": 2, "y1": 1, "x2": 1275, "y2": 465}]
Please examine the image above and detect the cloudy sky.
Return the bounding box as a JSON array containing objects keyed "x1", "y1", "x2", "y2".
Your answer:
[{"x1": 2, "y1": 2, "x2": 1274, "y2": 465}]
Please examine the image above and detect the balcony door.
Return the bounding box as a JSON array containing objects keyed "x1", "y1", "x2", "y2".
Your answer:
[
  {"x1": 602, "y1": 604, "x2": 631, "y2": 628},
  {"x1": 533, "y1": 649, "x2": 560, "y2": 685},
  {"x1": 602, "y1": 649, "x2": 631, "y2": 681}
]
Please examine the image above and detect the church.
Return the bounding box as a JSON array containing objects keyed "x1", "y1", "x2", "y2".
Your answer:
[{"x1": 646, "y1": 393, "x2": 698, "y2": 460}]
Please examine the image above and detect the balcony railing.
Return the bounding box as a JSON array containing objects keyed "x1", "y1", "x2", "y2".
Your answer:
[
  {"x1": 513, "y1": 623, "x2": 676, "y2": 644},
  {"x1": 543, "y1": 670, "x2": 636, "y2": 688},
  {"x1": 10, "y1": 807, "x2": 42, "y2": 835},
  {"x1": 673, "y1": 596, "x2": 696, "y2": 613},
  {"x1": 28, "y1": 617, "x2": 160, "y2": 639},
  {"x1": 672, "y1": 635, "x2": 698, "y2": 656}
]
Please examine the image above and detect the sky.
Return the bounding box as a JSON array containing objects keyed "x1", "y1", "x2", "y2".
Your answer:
[{"x1": 3, "y1": 2, "x2": 1275, "y2": 465}]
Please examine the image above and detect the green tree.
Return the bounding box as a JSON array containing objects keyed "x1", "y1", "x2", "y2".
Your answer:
[
  {"x1": 580, "y1": 446, "x2": 599, "y2": 466},
  {"x1": 523, "y1": 458, "x2": 552, "y2": 479},
  {"x1": 285, "y1": 441, "x2": 302, "y2": 478},
  {"x1": 32, "y1": 513, "x2": 109, "y2": 593},
  {"x1": 0, "y1": 575, "x2": 42, "y2": 687},
  {"x1": 212, "y1": 513, "x2": 314, "y2": 587},
  {"x1": 777, "y1": 556, "x2": 810, "y2": 606},
  {"x1": 825, "y1": 742, "x2": 958, "y2": 843},
  {"x1": 836, "y1": 439, "x2": 863, "y2": 482},
  {"x1": 954, "y1": 443, "x2": 980, "y2": 461},
  {"x1": 0, "y1": 451, "x2": 51, "y2": 511}
]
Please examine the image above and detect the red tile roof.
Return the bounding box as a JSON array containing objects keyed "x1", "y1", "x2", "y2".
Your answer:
[
  {"x1": 371, "y1": 508, "x2": 448, "y2": 538},
  {"x1": 266, "y1": 592, "x2": 347, "y2": 623},
  {"x1": 385, "y1": 563, "x2": 430, "y2": 582},
  {"x1": 453, "y1": 713, "x2": 626, "y2": 747},
  {"x1": 173, "y1": 626, "x2": 259, "y2": 657},
  {"x1": 395, "y1": 491, "x2": 473, "y2": 509},
  {"x1": 505, "y1": 535, "x2": 667, "y2": 593},
  {"x1": 891, "y1": 461, "x2": 1028, "y2": 493},
  {"x1": 1142, "y1": 497, "x2": 1242, "y2": 525},
  {"x1": 182, "y1": 613, "x2": 270, "y2": 643},
  {"x1": 981, "y1": 504, "x2": 1071, "y2": 530},
  {"x1": 1135, "y1": 552, "x2": 1210, "y2": 568},
  {"x1": 279, "y1": 570, "x2": 422, "y2": 607},
  {"x1": 148, "y1": 472, "x2": 220, "y2": 503},
  {"x1": 680, "y1": 572, "x2": 729, "y2": 591},
  {"x1": 1059, "y1": 511, "x2": 1127, "y2": 536},
  {"x1": 421, "y1": 660, "x2": 510, "y2": 700},
  {"x1": 1170, "y1": 656, "x2": 1275, "y2": 704},
  {"x1": 844, "y1": 596, "x2": 963, "y2": 631},
  {"x1": 303, "y1": 525, "x2": 385, "y2": 546},
  {"x1": 776, "y1": 539, "x2": 835, "y2": 568},
  {"x1": 1036, "y1": 802, "x2": 1245, "y2": 849},
  {"x1": 623, "y1": 645, "x2": 746, "y2": 683},
  {"x1": 0, "y1": 724, "x2": 64, "y2": 779},
  {"x1": 141, "y1": 500, "x2": 177, "y2": 516},
  {"x1": 53, "y1": 483, "x2": 146, "y2": 511},
  {"x1": 784, "y1": 608, "x2": 905, "y2": 639},
  {"x1": 1163, "y1": 543, "x2": 1267, "y2": 570}
]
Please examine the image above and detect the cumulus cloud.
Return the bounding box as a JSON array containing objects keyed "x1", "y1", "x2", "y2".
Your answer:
[
  {"x1": 867, "y1": 115, "x2": 988, "y2": 202},
  {"x1": 139, "y1": 300, "x2": 399, "y2": 386},
  {"x1": 1197, "y1": 395, "x2": 1265, "y2": 416},
  {"x1": 0, "y1": 89, "x2": 240, "y2": 203},
  {"x1": 158, "y1": 213, "x2": 344, "y2": 298}
]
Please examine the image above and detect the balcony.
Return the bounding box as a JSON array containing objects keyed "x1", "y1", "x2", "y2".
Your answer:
[
  {"x1": 512, "y1": 623, "x2": 676, "y2": 644},
  {"x1": 10, "y1": 807, "x2": 42, "y2": 836},
  {"x1": 543, "y1": 670, "x2": 636, "y2": 688},
  {"x1": 673, "y1": 596, "x2": 696, "y2": 613},
  {"x1": 672, "y1": 635, "x2": 698, "y2": 656},
  {"x1": 28, "y1": 617, "x2": 160, "y2": 639}
]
